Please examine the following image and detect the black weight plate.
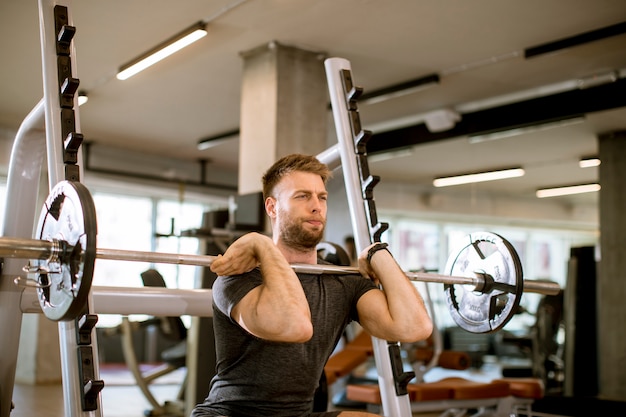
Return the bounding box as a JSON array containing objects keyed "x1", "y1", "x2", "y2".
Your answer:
[
  {"x1": 34, "y1": 181, "x2": 97, "y2": 321},
  {"x1": 443, "y1": 232, "x2": 523, "y2": 333}
]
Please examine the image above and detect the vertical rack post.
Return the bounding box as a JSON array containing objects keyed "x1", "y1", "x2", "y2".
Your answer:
[
  {"x1": 324, "y1": 57, "x2": 414, "y2": 416},
  {"x1": 38, "y1": 1, "x2": 103, "y2": 415}
]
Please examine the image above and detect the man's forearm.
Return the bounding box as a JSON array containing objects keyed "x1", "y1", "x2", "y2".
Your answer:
[
  {"x1": 245, "y1": 239, "x2": 313, "y2": 342},
  {"x1": 369, "y1": 249, "x2": 433, "y2": 340}
]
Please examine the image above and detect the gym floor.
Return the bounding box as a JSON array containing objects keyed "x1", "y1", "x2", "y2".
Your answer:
[
  {"x1": 11, "y1": 382, "x2": 179, "y2": 417},
  {"x1": 9, "y1": 365, "x2": 374, "y2": 417},
  {"x1": 11, "y1": 364, "x2": 185, "y2": 417},
  {"x1": 10, "y1": 383, "x2": 395, "y2": 417},
  {"x1": 11, "y1": 383, "x2": 456, "y2": 417},
  {"x1": 12, "y1": 363, "x2": 626, "y2": 417},
  {"x1": 7, "y1": 360, "x2": 536, "y2": 417},
  {"x1": 12, "y1": 376, "x2": 626, "y2": 417},
  {"x1": 9, "y1": 367, "x2": 444, "y2": 417}
]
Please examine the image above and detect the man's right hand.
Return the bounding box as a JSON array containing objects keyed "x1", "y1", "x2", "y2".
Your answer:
[{"x1": 210, "y1": 232, "x2": 271, "y2": 276}]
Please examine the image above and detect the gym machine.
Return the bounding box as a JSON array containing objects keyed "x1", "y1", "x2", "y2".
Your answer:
[{"x1": 0, "y1": 1, "x2": 560, "y2": 416}]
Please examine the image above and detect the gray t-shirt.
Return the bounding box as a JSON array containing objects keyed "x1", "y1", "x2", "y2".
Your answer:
[{"x1": 191, "y1": 266, "x2": 377, "y2": 417}]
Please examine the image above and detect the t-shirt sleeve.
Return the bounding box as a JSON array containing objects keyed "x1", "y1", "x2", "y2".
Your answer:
[
  {"x1": 349, "y1": 275, "x2": 379, "y2": 323},
  {"x1": 212, "y1": 268, "x2": 263, "y2": 319}
]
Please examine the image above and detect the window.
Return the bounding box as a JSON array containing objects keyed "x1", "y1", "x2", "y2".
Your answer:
[
  {"x1": 91, "y1": 191, "x2": 210, "y2": 327},
  {"x1": 154, "y1": 199, "x2": 206, "y2": 289},
  {"x1": 383, "y1": 215, "x2": 597, "y2": 332},
  {"x1": 92, "y1": 192, "x2": 154, "y2": 288},
  {"x1": 393, "y1": 220, "x2": 440, "y2": 272}
]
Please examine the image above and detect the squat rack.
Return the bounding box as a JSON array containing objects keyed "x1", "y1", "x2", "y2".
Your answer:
[
  {"x1": 0, "y1": 1, "x2": 560, "y2": 416},
  {"x1": 0, "y1": 1, "x2": 414, "y2": 415}
]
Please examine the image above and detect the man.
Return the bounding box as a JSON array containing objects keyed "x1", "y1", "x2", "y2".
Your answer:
[{"x1": 192, "y1": 154, "x2": 432, "y2": 417}]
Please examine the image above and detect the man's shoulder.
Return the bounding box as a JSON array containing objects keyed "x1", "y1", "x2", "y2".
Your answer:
[{"x1": 213, "y1": 267, "x2": 263, "y2": 296}]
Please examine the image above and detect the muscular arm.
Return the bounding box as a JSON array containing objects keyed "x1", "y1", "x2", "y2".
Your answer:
[
  {"x1": 356, "y1": 244, "x2": 433, "y2": 343},
  {"x1": 210, "y1": 232, "x2": 313, "y2": 343}
]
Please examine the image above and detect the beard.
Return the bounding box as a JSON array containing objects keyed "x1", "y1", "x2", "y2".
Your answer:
[{"x1": 279, "y1": 212, "x2": 325, "y2": 252}]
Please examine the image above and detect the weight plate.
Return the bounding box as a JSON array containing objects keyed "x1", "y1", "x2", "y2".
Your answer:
[
  {"x1": 443, "y1": 232, "x2": 523, "y2": 333},
  {"x1": 33, "y1": 181, "x2": 97, "y2": 321}
]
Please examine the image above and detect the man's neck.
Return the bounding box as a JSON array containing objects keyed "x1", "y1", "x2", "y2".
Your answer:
[{"x1": 276, "y1": 241, "x2": 318, "y2": 264}]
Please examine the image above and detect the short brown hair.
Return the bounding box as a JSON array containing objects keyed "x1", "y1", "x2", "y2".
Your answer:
[{"x1": 262, "y1": 154, "x2": 331, "y2": 199}]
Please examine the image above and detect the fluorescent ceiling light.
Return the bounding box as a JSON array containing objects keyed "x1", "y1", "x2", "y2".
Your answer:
[
  {"x1": 77, "y1": 91, "x2": 88, "y2": 106},
  {"x1": 536, "y1": 183, "x2": 600, "y2": 198},
  {"x1": 197, "y1": 130, "x2": 239, "y2": 150},
  {"x1": 117, "y1": 22, "x2": 207, "y2": 81},
  {"x1": 433, "y1": 167, "x2": 525, "y2": 187},
  {"x1": 579, "y1": 157, "x2": 601, "y2": 168}
]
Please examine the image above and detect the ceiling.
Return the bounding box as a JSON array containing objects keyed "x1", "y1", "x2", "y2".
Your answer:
[{"x1": 1, "y1": 0, "x2": 626, "y2": 207}]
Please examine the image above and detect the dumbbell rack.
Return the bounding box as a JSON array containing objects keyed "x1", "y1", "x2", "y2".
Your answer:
[{"x1": 324, "y1": 57, "x2": 415, "y2": 417}]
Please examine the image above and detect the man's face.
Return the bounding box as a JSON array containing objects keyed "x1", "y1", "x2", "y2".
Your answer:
[{"x1": 269, "y1": 171, "x2": 328, "y2": 252}]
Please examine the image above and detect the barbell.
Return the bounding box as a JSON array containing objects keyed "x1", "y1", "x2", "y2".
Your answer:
[{"x1": 1, "y1": 181, "x2": 560, "y2": 332}]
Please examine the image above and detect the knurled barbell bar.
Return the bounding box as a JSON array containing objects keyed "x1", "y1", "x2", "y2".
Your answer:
[{"x1": 1, "y1": 181, "x2": 560, "y2": 332}]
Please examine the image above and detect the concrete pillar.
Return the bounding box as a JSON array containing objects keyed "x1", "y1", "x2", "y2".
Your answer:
[
  {"x1": 598, "y1": 130, "x2": 626, "y2": 401},
  {"x1": 238, "y1": 41, "x2": 328, "y2": 194}
]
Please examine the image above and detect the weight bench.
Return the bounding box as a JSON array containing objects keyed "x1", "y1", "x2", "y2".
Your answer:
[
  {"x1": 492, "y1": 377, "x2": 545, "y2": 416},
  {"x1": 345, "y1": 376, "x2": 544, "y2": 416},
  {"x1": 324, "y1": 329, "x2": 374, "y2": 385},
  {"x1": 322, "y1": 328, "x2": 474, "y2": 382}
]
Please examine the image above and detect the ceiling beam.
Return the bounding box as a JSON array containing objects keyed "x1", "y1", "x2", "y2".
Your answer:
[
  {"x1": 524, "y1": 21, "x2": 626, "y2": 58},
  {"x1": 367, "y1": 78, "x2": 626, "y2": 154}
]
